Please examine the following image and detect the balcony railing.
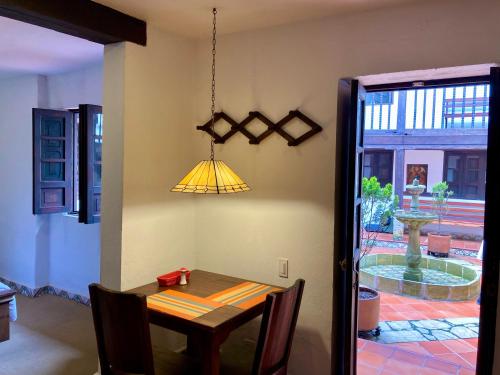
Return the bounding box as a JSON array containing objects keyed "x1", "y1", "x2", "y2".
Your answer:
[{"x1": 364, "y1": 84, "x2": 490, "y2": 131}]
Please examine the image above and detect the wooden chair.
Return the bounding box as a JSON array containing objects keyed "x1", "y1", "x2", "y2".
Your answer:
[
  {"x1": 222, "y1": 279, "x2": 305, "y2": 375},
  {"x1": 89, "y1": 283, "x2": 197, "y2": 375}
]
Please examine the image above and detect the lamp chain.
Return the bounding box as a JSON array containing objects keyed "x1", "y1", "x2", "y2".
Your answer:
[{"x1": 210, "y1": 8, "x2": 217, "y2": 162}]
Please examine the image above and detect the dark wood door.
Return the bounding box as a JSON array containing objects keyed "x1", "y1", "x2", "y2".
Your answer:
[
  {"x1": 333, "y1": 78, "x2": 366, "y2": 375},
  {"x1": 444, "y1": 151, "x2": 486, "y2": 200},
  {"x1": 477, "y1": 67, "x2": 500, "y2": 375}
]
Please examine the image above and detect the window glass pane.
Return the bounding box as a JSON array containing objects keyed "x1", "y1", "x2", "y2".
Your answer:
[
  {"x1": 42, "y1": 117, "x2": 65, "y2": 137},
  {"x1": 94, "y1": 114, "x2": 103, "y2": 137},
  {"x1": 42, "y1": 140, "x2": 64, "y2": 159},
  {"x1": 447, "y1": 168, "x2": 457, "y2": 182},
  {"x1": 73, "y1": 112, "x2": 80, "y2": 212},
  {"x1": 42, "y1": 162, "x2": 65, "y2": 181},
  {"x1": 93, "y1": 164, "x2": 102, "y2": 186},
  {"x1": 94, "y1": 139, "x2": 102, "y2": 162}
]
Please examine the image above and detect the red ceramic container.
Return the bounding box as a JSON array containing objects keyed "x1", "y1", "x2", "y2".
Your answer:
[{"x1": 157, "y1": 270, "x2": 191, "y2": 286}]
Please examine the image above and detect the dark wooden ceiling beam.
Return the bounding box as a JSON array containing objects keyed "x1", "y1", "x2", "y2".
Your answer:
[{"x1": 0, "y1": 0, "x2": 146, "y2": 46}]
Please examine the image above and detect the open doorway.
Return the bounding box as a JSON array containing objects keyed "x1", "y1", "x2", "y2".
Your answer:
[
  {"x1": 0, "y1": 14, "x2": 103, "y2": 374},
  {"x1": 333, "y1": 67, "x2": 500, "y2": 375}
]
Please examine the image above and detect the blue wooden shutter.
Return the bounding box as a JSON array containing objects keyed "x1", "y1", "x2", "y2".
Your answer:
[{"x1": 33, "y1": 109, "x2": 73, "y2": 214}]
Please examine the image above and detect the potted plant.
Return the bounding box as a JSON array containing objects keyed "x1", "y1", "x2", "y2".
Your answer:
[
  {"x1": 358, "y1": 177, "x2": 398, "y2": 336},
  {"x1": 428, "y1": 182, "x2": 454, "y2": 257}
]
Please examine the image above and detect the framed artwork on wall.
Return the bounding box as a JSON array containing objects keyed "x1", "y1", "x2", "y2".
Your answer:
[{"x1": 406, "y1": 164, "x2": 428, "y2": 186}]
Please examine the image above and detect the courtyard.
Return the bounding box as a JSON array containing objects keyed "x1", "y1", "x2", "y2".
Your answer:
[{"x1": 358, "y1": 233, "x2": 482, "y2": 374}]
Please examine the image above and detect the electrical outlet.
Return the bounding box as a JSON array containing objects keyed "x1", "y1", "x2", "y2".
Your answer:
[{"x1": 278, "y1": 258, "x2": 288, "y2": 278}]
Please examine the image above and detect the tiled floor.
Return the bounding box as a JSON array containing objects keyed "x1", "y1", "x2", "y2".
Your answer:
[
  {"x1": 358, "y1": 238, "x2": 481, "y2": 374},
  {"x1": 358, "y1": 338, "x2": 476, "y2": 374},
  {"x1": 379, "y1": 292, "x2": 480, "y2": 321}
]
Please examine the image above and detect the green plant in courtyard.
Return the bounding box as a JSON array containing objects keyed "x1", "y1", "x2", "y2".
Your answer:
[
  {"x1": 361, "y1": 176, "x2": 399, "y2": 259},
  {"x1": 431, "y1": 181, "x2": 454, "y2": 234}
]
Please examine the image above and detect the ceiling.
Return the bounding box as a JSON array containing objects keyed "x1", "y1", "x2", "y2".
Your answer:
[
  {"x1": 0, "y1": 16, "x2": 103, "y2": 80},
  {"x1": 95, "y1": 0, "x2": 425, "y2": 38}
]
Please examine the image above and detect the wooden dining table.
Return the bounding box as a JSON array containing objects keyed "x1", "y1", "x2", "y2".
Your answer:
[{"x1": 128, "y1": 269, "x2": 277, "y2": 375}]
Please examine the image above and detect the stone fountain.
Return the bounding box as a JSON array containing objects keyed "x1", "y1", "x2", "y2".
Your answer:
[
  {"x1": 360, "y1": 176, "x2": 481, "y2": 301},
  {"x1": 394, "y1": 177, "x2": 438, "y2": 282}
]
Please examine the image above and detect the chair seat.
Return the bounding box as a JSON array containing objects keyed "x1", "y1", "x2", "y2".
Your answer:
[{"x1": 154, "y1": 348, "x2": 200, "y2": 375}]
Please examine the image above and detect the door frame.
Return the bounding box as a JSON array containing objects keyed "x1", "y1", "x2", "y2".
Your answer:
[{"x1": 332, "y1": 71, "x2": 500, "y2": 375}]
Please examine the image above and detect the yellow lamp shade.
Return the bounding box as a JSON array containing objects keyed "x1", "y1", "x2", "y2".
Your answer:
[{"x1": 171, "y1": 160, "x2": 250, "y2": 194}]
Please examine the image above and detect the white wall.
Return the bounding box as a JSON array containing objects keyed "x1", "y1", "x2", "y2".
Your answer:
[
  {"x1": 190, "y1": 0, "x2": 500, "y2": 373},
  {"x1": 405, "y1": 150, "x2": 444, "y2": 193},
  {"x1": 45, "y1": 63, "x2": 103, "y2": 297},
  {"x1": 0, "y1": 63, "x2": 102, "y2": 297},
  {"x1": 0, "y1": 75, "x2": 50, "y2": 289},
  {"x1": 102, "y1": 27, "x2": 198, "y2": 291},
  {"x1": 101, "y1": 0, "x2": 500, "y2": 373},
  {"x1": 46, "y1": 63, "x2": 103, "y2": 109}
]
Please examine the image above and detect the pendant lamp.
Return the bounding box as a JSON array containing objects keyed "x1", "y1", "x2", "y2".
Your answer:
[{"x1": 171, "y1": 8, "x2": 250, "y2": 194}]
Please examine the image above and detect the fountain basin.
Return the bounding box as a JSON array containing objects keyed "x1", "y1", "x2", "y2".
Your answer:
[
  {"x1": 360, "y1": 253, "x2": 480, "y2": 301},
  {"x1": 394, "y1": 211, "x2": 438, "y2": 223}
]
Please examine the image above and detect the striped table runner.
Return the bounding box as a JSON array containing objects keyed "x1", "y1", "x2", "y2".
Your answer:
[
  {"x1": 207, "y1": 282, "x2": 281, "y2": 310},
  {"x1": 147, "y1": 290, "x2": 224, "y2": 320}
]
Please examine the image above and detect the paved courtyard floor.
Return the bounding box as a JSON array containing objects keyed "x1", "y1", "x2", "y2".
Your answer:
[{"x1": 358, "y1": 237, "x2": 481, "y2": 374}]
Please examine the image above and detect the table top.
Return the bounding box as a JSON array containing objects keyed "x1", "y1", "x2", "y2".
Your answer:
[{"x1": 128, "y1": 270, "x2": 270, "y2": 334}]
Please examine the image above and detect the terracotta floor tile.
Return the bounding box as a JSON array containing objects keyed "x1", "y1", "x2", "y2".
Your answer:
[
  {"x1": 358, "y1": 339, "x2": 368, "y2": 350},
  {"x1": 441, "y1": 339, "x2": 477, "y2": 354},
  {"x1": 380, "y1": 370, "x2": 398, "y2": 375},
  {"x1": 381, "y1": 312, "x2": 407, "y2": 321},
  {"x1": 417, "y1": 367, "x2": 451, "y2": 375},
  {"x1": 382, "y1": 358, "x2": 423, "y2": 373},
  {"x1": 424, "y1": 356, "x2": 461, "y2": 374},
  {"x1": 381, "y1": 305, "x2": 397, "y2": 313},
  {"x1": 358, "y1": 350, "x2": 388, "y2": 367},
  {"x1": 410, "y1": 303, "x2": 434, "y2": 312},
  {"x1": 387, "y1": 303, "x2": 417, "y2": 312},
  {"x1": 460, "y1": 351, "x2": 477, "y2": 367},
  {"x1": 364, "y1": 341, "x2": 395, "y2": 357},
  {"x1": 390, "y1": 349, "x2": 426, "y2": 366},
  {"x1": 400, "y1": 311, "x2": 429, "y2": 320},
  {"x1": 435, "y1": 353, "x2": 473, "y2": 368},
  {"x1": 357, "y1": 362, "x2": 380, "y2": 374},
  {"x1": 392, "y1": 343, "x2": 430, "y2": 355},
  {"x1": 458, "y1": 368, "x2": 476, "y2": 375},
  {"x1": 419, "y1": 341, "x2": 453, "y2": 355},
  {"x1": 463, "y1": 338, "x2": 478, "y2": 348}
]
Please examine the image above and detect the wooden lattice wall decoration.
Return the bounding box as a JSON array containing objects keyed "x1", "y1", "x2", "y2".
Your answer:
[{"x1": 196, "y1": 110, "x2": 323, "y2": 146}]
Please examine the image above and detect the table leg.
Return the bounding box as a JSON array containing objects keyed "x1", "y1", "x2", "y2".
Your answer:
[{"x1": 186, "y1": 331, "x2": 228, "y2": 375}]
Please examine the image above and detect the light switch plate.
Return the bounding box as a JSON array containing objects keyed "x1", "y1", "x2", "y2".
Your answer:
[{"x1": 278, "y1": 258, "x2": 288, "y2": 278}]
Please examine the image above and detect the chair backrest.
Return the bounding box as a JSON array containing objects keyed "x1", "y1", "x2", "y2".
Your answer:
[
  {"x1": 252, "y1": 279, "x2": 305, "y2": 375},
  {"x1": 89, "y1": 283, "x2": 155, "y2": 375}
]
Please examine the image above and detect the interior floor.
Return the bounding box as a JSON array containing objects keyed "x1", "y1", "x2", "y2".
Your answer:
[
  {"x1": 0, "y1": 295, "x2": 97, "y2": 375},
  {"x1": 0, "y1": 294, "x2": 259, "y2": 375}
]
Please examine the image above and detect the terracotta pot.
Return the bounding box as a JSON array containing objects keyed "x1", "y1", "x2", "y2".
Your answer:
[
  {"x1": 428, "y1": 233, "x2": 451, "y2": 257},
  {"x1": 358, "y1": 286, "x2": 380, "y2": 332}
]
